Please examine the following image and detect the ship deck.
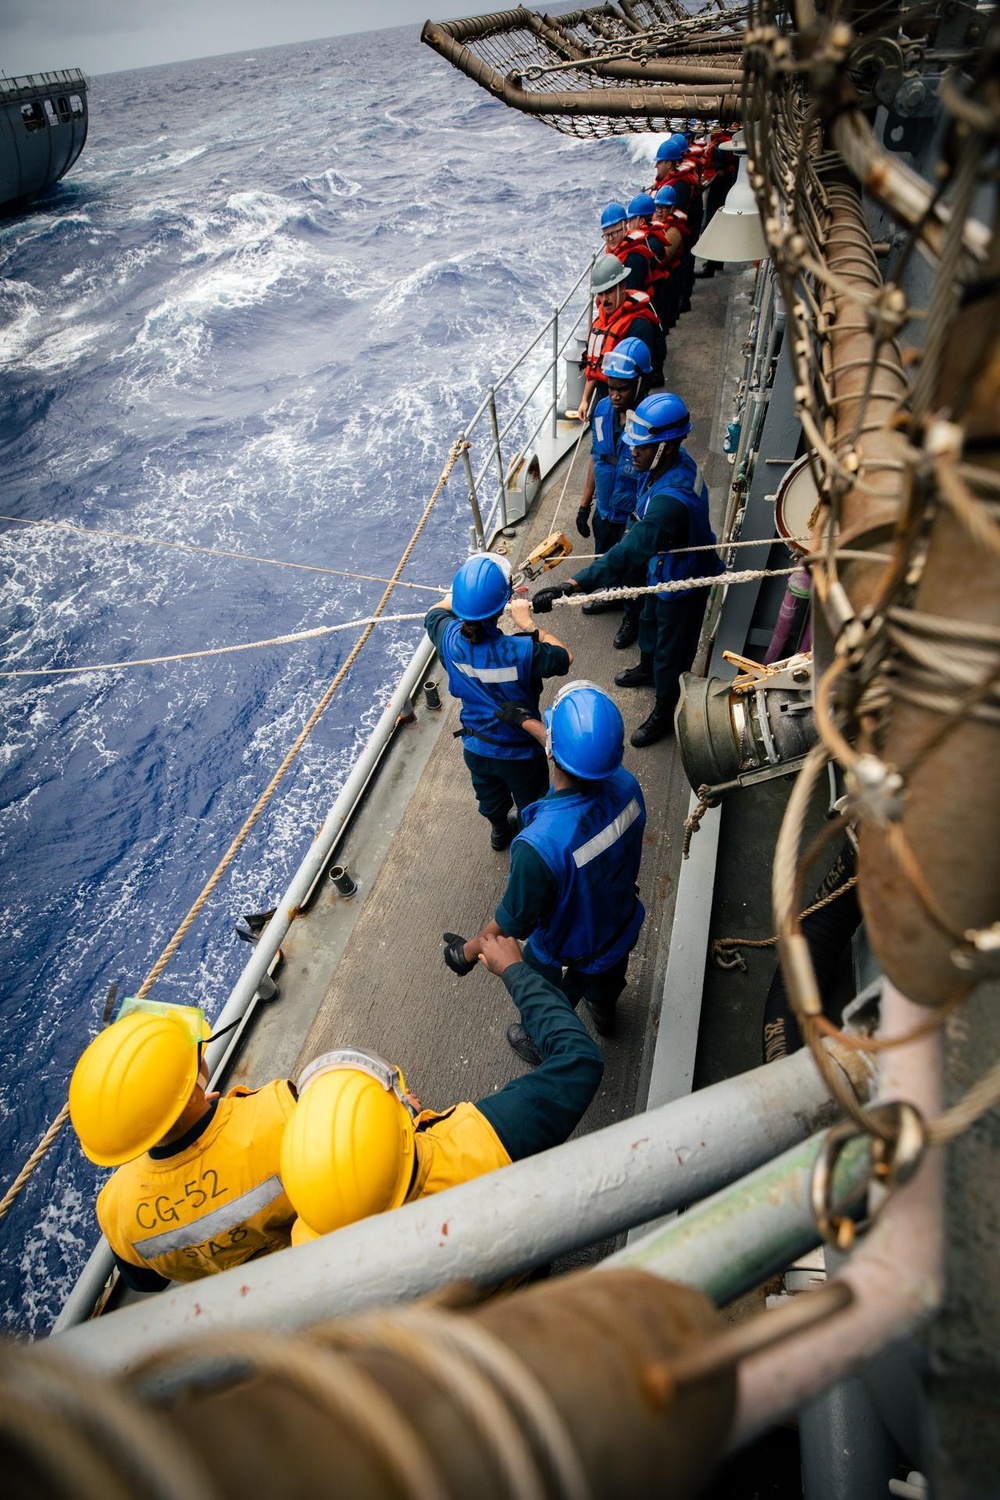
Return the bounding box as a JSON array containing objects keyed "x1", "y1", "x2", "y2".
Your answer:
[{"x1": 234, "y1": 265, "x2": 764, "y2": 1262}]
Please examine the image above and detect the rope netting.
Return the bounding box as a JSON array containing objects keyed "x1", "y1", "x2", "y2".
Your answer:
[
  {"x1": 740, "y1": 0, "x2": 1000, "y2": 1228},
  {"x1": 421, "y1": 1, "x2": 747, "y2": 136}
]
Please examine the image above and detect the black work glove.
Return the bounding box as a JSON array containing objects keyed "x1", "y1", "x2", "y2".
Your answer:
[
  {"x1": 531, "y1": 582, "x2": 574, "y2": 614},
  {"x1": 495, "y1": 702, "x2": 534, "y2": 729},
  {"x1": 443, "y1": 933, "x2": 476, "y2": 977},
  {"x1": 575, "y1": 506, "x2": 592, "y2": 539}
]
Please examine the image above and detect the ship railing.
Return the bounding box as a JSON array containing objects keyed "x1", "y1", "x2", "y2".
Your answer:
[
  {"x1": 0, "y1": 69, "x2": 88, "y2": 103},
  {"x1": 52, "y1": 257, "x2": 596, "y2": 1331},
  {"x1": 457, "y1": 254, "x2": 595, "y2": 546}
]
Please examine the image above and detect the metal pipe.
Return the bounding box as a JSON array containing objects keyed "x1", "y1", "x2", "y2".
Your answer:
[
  {"x1": 487, "y1": 386, "x2": 508, "y2": 531},
  {"x1": 420, "y1": 23, "x2": 742, "y2": 122},
  {"x1": 45, "y1": 1043, "x2": 858, "y2": 1374},
  {"x1": 551, "y1": 306, "x2": 559, "y2": 439},
  {"x1": 53, "y1": 632, "x2": 438, "y2": 1332},
  {"x1": 729, "y1": 979, "x2": 944, "y2": 1446},
  {"x1": 459, "y1": 434, "x2": 486, "y2": 548},
  {"x1": 601, "y1": 1128, "x2": 871, "y2": 1306}
]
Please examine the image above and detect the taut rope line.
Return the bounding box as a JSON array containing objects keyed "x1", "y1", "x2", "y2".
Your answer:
[
  {"x1": 0, "y1": 438, "x2": 469, "y2": 1225},
  {"x1": 1, "y1": 568, "x2": 798, "y2": 680},
  {"x1": 0, "y1": 513, "x2": 448, "y2": 595}
]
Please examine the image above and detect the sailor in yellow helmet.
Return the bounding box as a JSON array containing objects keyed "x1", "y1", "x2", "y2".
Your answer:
[
  {"x1": 282, "y1": 932, "x2": 603, "y2": 1243},
  {"x1": 69, "y1": 998, "x2": 297, "y2": 1290}
]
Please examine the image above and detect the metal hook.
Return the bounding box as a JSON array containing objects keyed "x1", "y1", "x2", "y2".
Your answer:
[{"x1": 810, "y1": 1099, "x2": 927, "y2": 1249}]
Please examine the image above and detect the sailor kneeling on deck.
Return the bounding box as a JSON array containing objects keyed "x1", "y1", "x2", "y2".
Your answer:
[
  {"x1": 443, "y1": 683, "x2": 646, "y2": 1066},
  {"x1": 69, "y1": 1003, "x2": 297, "y2": 1291},
  {"x1": 281, "y1": 933, "x2": 602, "y2": 1244},
  {"x1": 425, "y1": 551, "x2": 571, "y2": 852}
]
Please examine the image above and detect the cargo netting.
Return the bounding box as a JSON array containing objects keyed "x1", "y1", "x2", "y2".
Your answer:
[{"x1": 421, "y1": 2, "x2": 746, "y2": 136}]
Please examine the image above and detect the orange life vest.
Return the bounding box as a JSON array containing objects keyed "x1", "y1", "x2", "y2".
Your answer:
[{"x1": 584, "y1": 289, "x2": 661, "y2": 383}]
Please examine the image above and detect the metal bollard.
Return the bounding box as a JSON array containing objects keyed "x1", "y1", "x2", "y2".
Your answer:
[
  {"x1": 423, "y1": 679, "x2": 441, "y2": 710},
  {"x1": 329, "y1": 865, "x2": 358, "y2": 898}
]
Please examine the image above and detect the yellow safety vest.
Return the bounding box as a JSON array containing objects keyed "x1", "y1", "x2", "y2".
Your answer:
[
  {"x1": 97, "y1": 1080, "x2": 297, "y2": 1283},
  {"x1": 408, "y1": 1102, "x2": 512, "y2": 1200}
]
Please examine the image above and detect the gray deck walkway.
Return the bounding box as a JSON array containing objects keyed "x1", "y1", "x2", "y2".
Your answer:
[{"x1": 236, "y1": 267, "x2": 753, "y2": 1196}]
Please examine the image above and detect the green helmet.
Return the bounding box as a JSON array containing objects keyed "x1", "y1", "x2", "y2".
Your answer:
[{"x1": 591, "y1": 253, "x2": 629, "y2": 293}]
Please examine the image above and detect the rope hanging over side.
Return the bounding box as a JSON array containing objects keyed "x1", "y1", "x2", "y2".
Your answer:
[{"x1": 0, "y1": 439, "x2": 469, "y2": 1226}]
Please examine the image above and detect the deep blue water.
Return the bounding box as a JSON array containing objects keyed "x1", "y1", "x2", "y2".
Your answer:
[{"x1": 0, "y1": 23, "x2": 658, "y2": 1332}]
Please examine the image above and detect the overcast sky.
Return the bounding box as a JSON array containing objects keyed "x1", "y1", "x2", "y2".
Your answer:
[{"x1": 4, "y1": 0, "x2": 447, "y2": 77}]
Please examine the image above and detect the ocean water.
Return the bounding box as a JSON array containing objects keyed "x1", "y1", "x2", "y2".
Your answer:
[{"x1": 0, "y1": 23, "x2": 661, "y2": 1332}]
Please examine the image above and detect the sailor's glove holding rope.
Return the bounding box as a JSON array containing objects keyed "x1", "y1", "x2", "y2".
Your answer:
[
  {"x1": 531, "y1": 580, "x2": 577, "y2": 614},
  {"x1": 443, "y1": 933, "x2": 477, "y2": 977},
  {"x1": 495, "y1": 702, "x2": 535, "y2": 730},
  {"x1": 575, "y1": 505, "x2": 592, "y2": 539}
]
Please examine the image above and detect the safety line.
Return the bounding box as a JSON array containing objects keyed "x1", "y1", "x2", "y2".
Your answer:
[
  {"x1": 0, "y1": 612, "x2": 429, "y2": 678},
  {"x1": 0, "y1": 438, "x2": 470, "y2": 1227},
  {"x1": 1, "y1": 567, "x2": 796, "y2": 679},
  {"x1": 0, "y1": 513, "x2": 449, "y2": 595}
]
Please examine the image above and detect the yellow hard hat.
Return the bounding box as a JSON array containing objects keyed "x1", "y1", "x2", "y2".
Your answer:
[
  {"x1": 69, "y1": 1004, "x2": 208, "y2": 1167},
  {"x1": 280, "y1": 1049, "x2": 417, "y2": 1236}
]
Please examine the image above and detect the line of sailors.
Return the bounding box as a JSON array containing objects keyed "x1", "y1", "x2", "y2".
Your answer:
[
  {"x1": 579, "y1": 122, "x2": 739, "y2": 419},
  {"x1": 63, "y1": 128, "x2": 735, "y2": 1294}
]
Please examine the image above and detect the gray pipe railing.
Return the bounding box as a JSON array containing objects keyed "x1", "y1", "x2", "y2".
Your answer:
[{"x1": 45, "y1": 1041, "x2": 863, "y2": 1374}]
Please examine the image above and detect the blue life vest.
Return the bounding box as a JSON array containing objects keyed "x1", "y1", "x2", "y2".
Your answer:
[
  {"x1": 636, "y1": 450, "x2": 723, "y2": 605},
  {"x1": 516, "y1": 766, "x2": 646, "y2": 973},
  {"x1": 440, "y1": 618, "x2": 541, "y2": 759},
  {"x1": 591, "y1": 397, "x2": 641, "y2": 525}
]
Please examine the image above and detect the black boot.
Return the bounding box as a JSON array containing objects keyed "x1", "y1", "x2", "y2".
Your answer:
[
  {"x1": 615, "y1": 653, "x2": 654, "y2": 688},
  {"x1": 507, "y1": 1023, "x2": 542, "y2": 1067},
  {"x1": 490, "y1": 811, "x2": 516, "y2": 851},
  {"x1": 581, "y1": 597, "x2": 621, "y2": 616},
  {"x1": 584, "y1": 998, "x2": 617, "y2": 1036},
  {"x1": 630, "y1": 698, "x2": 674, "y2": 747},
  {"x1": 613, "y1": 614, "x2": 640, "y2": 650}
]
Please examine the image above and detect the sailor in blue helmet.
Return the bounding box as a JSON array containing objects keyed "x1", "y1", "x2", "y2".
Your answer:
[
  {"x1": 424, "y1": 553, "x2": 572, "y2": 850},
  {"x1": 443, "y1": 682, "x2": 646, "y2": 1065},
  {"x1": 576, "y1": 336, "x2": 651, "y2": 628},
  {"x1": 598, "y1": 200, "x2": 652, "y2": 294},
  {"x1": 531, "y1": 393, "x2": 722, "y2": 748},
  {"x1": 652, "y1": 183, "x2": 690, "y2": 332}
]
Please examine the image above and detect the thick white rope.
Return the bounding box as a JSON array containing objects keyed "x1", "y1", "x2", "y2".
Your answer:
[{"x1": 1, "y1": 566, "x2": 797, "y2": 680}]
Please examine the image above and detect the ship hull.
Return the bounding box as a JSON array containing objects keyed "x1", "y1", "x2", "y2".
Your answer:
[{"x1": 0, "y1": 70, "x2": 88, "y2": 210}]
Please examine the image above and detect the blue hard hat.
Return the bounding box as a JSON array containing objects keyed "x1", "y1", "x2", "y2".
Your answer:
[
  {"x1": 600, "y1": 201, "x2": 628, "y2": 230},
  {"x1": 451, "y1": 552, "x2": 512, "y2": 622},
  {"x1": 545, "y1": 681, "x2": 624, "y2": 780},
  {"x1": 621, "y1": 392, "x2": 691, "y2": 448},
  {"x1": 626, "y1": 193, "x2": 655, "y2": 219},
  {"x1": 654, "y1": 184, "x2": 678, "y2": 208},
  {"x1": 601, "y1": 336, "x2": 653, "y2": 381},
  {"x1": 655, "y1": 136, "x2": 687, "y2": 163}
]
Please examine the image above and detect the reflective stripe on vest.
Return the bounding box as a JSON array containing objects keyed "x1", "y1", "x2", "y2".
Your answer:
[
  {"x1": 591, "y1": 397, "x2": 641, "y2": 525},
  {"x1": 133, "y1": 1175, "x2": 286, "y2": 1259},
  {"x1": 516, "y1": 766, "x2": 647, "y2": 973},
  {"x1": 440, "y1": 618, "x2": 540, "y2": 759},
  {"x1": 97, "y1": 1080, "x2": 297, "y2": 1284},
  {"x1": 573, "y1": 797, "x2": 642, "y2": 869},
  {"x1": 453, "y1": 660, "x2": 521, "y2": 684}
]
